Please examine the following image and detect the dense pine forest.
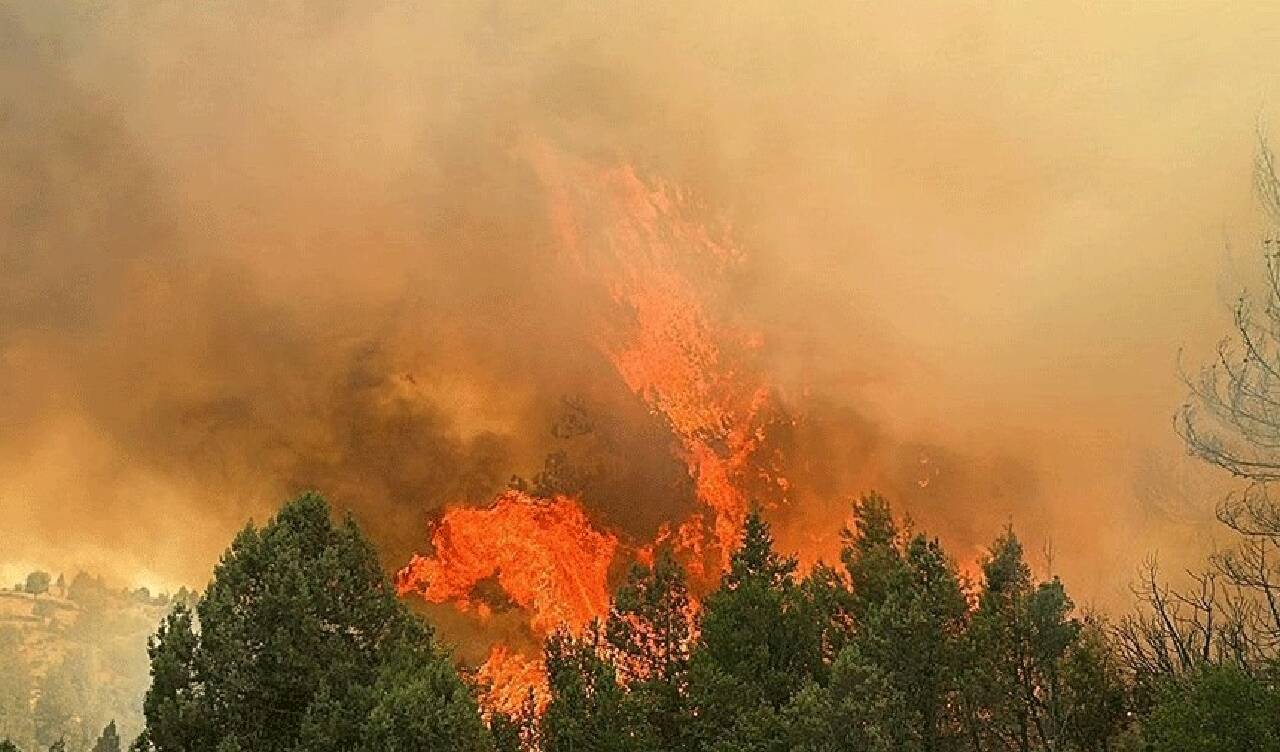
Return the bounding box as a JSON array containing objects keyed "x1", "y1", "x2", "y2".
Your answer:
[
  {"x1": 10, "y1": 219, "x2": 1280, "y2": 751},
  {"x1": 12, "y1": 2, "x2": 1280, "y2": 750},
  {"x1": 10, "y1": 214, "x2": 1280, "y2": 752},
  {"x1": 3, "y1": 483, "x2": 1278, "y2": 751}
]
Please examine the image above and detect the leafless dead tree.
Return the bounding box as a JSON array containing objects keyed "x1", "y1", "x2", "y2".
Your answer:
[{"x1": 1128, "y1": 138, "x2": 1280, "y2": 683}]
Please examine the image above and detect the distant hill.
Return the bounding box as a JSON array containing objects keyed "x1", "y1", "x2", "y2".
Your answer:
[{"x1": 0, "y1": 572, "x2": 189, "y2": 752}]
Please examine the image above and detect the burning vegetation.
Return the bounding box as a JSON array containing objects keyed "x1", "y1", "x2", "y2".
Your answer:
[
  {"x1": 9, "y1": 3, "x2": 1280, "y2": 750},
  {"x1": 398, "y1": 490, "x2": 619, "y2": 637},
  {"x1": 396, "y1": 144, "x2": 794, "y2": 711}
]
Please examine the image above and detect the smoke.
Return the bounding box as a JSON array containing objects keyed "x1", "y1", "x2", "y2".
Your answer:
[{"x1": 1, "y1": 0, "x2": 1273, "y2": 621}]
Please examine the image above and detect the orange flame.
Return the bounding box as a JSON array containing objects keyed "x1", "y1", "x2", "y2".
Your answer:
[
  {"x1": 397, "y1": 490, "x2": 619, "y2": 635},
  {"x1": 528, "y1": 142, "x2": 783, "y2": 563},
  {"x1": 399, "y1": 142, "x2": 784, "y2": 712},
  {"x1": 476, "y1": 645, "x2": 549, "y2": 718}
]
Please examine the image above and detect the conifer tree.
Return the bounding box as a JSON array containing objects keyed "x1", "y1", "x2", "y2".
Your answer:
[
  {"x1": 604, "y1": 548, "x2": 695, "y2": 751},
  {"x1": 133, "y1": 493, "x2": 489, "y2": 752},
  {"x1": 540, "y1": 625, "x2": 634, "y2": 752},
  {"x1": 830, "y1": 494, "x2": 970, "y2": 752},
  {"x1": 91, "y1": 722, "x2": 121, "y2": 752},
  {"x1": 687, "y1": 511, "x2": 824, "y2": 750},
  {"x1": 963, "y1": 529, "x2": 1078, "y2": 752}
]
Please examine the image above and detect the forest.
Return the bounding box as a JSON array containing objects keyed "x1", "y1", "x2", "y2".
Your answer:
[
  {"x1": 8, "y1": 180, "x2": 1280, "y2": 750},
  {"x1": 8, "y1": 321, "x2": 1280, "y2": 752},
  {"x1": 5, "y1": 480, "x2": 1279, "y2": 752},
  {"x1": 8, "y1": 194, "x2": 1280, "y2": 752},
  {"x1": 10, "y1": 2, "x2": 1280, "y2": 750}
]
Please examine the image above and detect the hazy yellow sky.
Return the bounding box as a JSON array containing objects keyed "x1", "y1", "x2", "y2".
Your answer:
[{"x1": 2, "y1": 2, "x2": 1278, "y2": 608}]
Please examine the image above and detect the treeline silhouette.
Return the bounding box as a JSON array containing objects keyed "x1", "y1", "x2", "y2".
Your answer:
[
  {"x1": 4, "y1": 490, "x2": 1276, "y2": 752},
  {"x1": 503, "y1": 495, "x2": 1279, "y2": 752}
]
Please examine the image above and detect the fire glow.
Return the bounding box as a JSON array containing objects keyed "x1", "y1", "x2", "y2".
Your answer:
[{"x1": 396, "y1": 142, "x2": 787, "y2": 713}]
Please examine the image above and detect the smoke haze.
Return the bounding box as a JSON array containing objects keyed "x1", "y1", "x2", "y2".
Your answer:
[{"x1": 2, "y1": 1, "x2": 1276, "y2": 620}]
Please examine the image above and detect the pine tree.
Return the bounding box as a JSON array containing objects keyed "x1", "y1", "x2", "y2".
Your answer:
[
  {"x1": 133, "y1": 492, "x2": 489, "y2": 752},
  {"x1": 826, "y1": 494, "x2": 970, "y2": 752},
  {"x1": 540, "y1": 625, "x2": 635, "y2": 752},
  {"x1": 687, "y1": 510, "x2": 824, "y2": 750},
  {"x1": 963, "y1": 529, "x2": 1079, "y2": 752},
  {"x1": 604, "y1": 548, "x2": 695, "y2": 751},
  {"x1": 360, "y1": 644, "x2": 498, "y2": 752},
  {"x1": 138, "y1": 603, "x2": 208, "y2": 751},
  {"x1": 91, "y1": 722, "x2": 121, "y2": 752}
]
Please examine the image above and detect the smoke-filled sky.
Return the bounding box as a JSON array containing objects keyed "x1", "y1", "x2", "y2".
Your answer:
[{"x1": 3, "y1": 1, "x2": 1278, "y2": 613}]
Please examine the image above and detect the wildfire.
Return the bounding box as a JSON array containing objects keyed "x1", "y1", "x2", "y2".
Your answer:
[
  {"x1": 396, "y1": 490, "x2": 619, "y2": 635},
  {"x1": 476, "y1": 645, "x2": 550, "y2": 718},
  {"x1": 398, "y1": 141, "x2": 786, "y2": 712},
  {"x1": 527, "y1": 142, "x2": 784, "y2": 562}
]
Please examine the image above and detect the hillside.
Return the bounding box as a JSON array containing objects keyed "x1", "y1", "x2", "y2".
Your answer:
[{"x1": 0, "y1": 573, "x2": 180, "y2": 751}]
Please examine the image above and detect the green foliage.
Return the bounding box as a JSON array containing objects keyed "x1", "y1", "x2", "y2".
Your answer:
[
  {"x1": 134, "y1": 492, "x2": 488, "y2": 752},
  {"x1": 488, "y1": 712, "x2": 524, "y2": 752},
  {"x1": 540, "y1": 626, "x2": 634, "y2": 752},
  {"x1": 667, "y1": 497, "x2": 1140, "y2": 752},
  {"x1": 1144, "y1": 664, "x2": 1280, "y2": 752},
  {"x1": 801, "y1": 562, "x2": 855, "y2": 666},
  {"x1": 23, "y1": 572, "x2": 50, "y2": 597},
  {"x1": 361, "y1": 644, "x2": 495, "y2": 751},
  {"x1": 16, "y1": 488, "x2": 1277, "y2": 752},
  {"x1": 603, "y1": 548, "x2": 695, "y2": 751},
  {"x1": 139, "y1": 603, "x2": 207, "y2": 751},
  {"x1": 498, "y1": 692, "x2": 543, "y2": 752},
  {"x1": 91, "y1": 723, "x2": 121, "y2": 752},
  {"x1": 686, "y1": 511, "x2": 825, "y2": 748},
  {"x1": 962, "y1": 529, "x2": 1089, "y2": 752},
  {"x1": 1059, "y1": 619, "x2": 1129, "y2": 751},
  {"x1": 0, "y1": 739, "x2": 21, "y2": 752},
  {"x1": 818, "y1": 493, "x2": 971, "y2": 752},
  {"x1": 606, "y1": 549, "x2": 693, "y2": 687}
]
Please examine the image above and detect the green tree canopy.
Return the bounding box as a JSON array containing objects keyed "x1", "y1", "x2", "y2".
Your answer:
[
  {"x1": 962, "y1": 529, "x2": 1093, "y2": 752},
  {"x1": 91, "y1": 722, "x2": 121, "y2": 752},
  {"x1": 1144, "y1": 664, "x2": 1280, "y2": 752},
  {"x1": 819, "y1": 493, "x2": 971, "y2": 752},
  {"x1": 133, "y1": 492, "x2": 489, "y2": 752},
  {"x1": 23, "y1": 572, "x2": 50, "y2": 597},
  {"x1": 540, "y1": 626, "x2": 634, "y2": 752},
  {"x1": 604, "y1": 548, "x2": 695, "y2": 752},
  {"x1": 687, "y1": 510, "x2": 825, "y2": 750}
]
